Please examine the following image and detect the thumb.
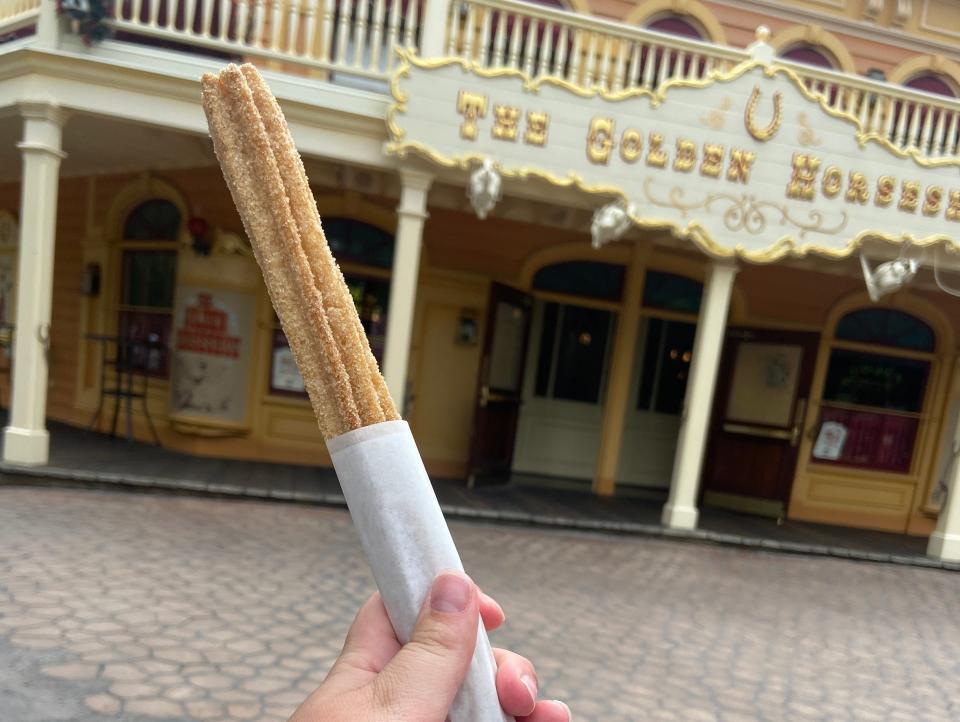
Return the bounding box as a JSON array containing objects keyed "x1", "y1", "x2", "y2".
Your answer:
[{"x1": 372, "y1": 571, "x2": 480, "y2": 720}]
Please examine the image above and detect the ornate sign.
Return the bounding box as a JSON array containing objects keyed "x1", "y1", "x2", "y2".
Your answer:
[{"x1": 387, "y1": 51, "x2": 960, "y2": 262}]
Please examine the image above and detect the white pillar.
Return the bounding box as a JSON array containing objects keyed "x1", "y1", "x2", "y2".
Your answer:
[
  {"x1": 382, "y1": 169, "x2": 432, "y2": 415},
  {"x1": 418, "y1": 0, "x2": 450, "y2": 57},
  {"x1": 3, "y1": 104, "x2": 66, "y2": 466},
  {"x1": 662, "y1": 260, "x2": 738, "y2": 530},
  {"x1": 928, "y1": 431, "x2": 960, "y2": 561},
  {"x1": 35, "y1": 0, "x2": 63, "y2": 48}
]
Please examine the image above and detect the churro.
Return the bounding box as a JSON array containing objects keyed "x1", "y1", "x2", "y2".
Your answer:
[
  {"x1": 201, "y1": 64, "x2": 398, "y2": 438},
  {"x1": 201, "y1": 64, "x2": 511, "y2": 722}
]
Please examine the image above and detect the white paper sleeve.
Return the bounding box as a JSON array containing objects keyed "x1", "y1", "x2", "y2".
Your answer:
[{"x1": 327, "y1": 420, "x2": 513, "y2": 722}]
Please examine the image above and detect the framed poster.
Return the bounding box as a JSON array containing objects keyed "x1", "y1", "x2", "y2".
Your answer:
[{"x1": 169, "y1": 287, "x2": 255, "y2": 427}]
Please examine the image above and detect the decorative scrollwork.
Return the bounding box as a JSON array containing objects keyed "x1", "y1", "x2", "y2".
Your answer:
[
  {"x1": 745, "y1": 85, "x2": 783, "y2": 142},
  {"x1": 642, "y1": 179, "x2": 848, "y2": 238},
  {"x1": 797, "y1": 112, "x2": 822, "y2": 147},
  {"x1": 699, "y1": 97, "x2": 732, "y2": 130}
]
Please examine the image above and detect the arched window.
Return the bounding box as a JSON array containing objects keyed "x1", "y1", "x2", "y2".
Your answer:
[
  {"x1": 779, "y1": 44, "x2": 836, "y2": 70},
  {"x1": 813, "y1": 307, "x2": 935, "y2": 473},
  {"x1": 269, "y1": 218, "x2": 395, "y2": 396},
  {"x1": 532, "y1": 260, "x2": 625, "y2": 301},
  {"x1": 117, "y1": 199, "x2": 181, "y2": 377},
  {"x1": 645, "y1": 15, "x2": 705, "y2": 40},
  {"x1": 905, "y1": 73, "x2": 957, "y2": 98},
  {"x1": 531, "y1": 261, "x2": 622, "y2": 404},
  {"x1": 636, "y1": 271, "x2": 701, "y2": 415}
]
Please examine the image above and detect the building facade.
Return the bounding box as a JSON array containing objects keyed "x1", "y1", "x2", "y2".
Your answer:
[{"x1": 1, "y1": 0, "x2": 960, "y2": 558}]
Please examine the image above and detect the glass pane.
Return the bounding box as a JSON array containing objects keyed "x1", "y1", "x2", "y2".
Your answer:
[
  {"x1": 534, "y1": 302, "x2": 558, "y2": 397},
  {"x1": 812, "y1": 406, "x2": 919, "y2": 473},
  {"x1": 552, "y1": 305, "x2": 613, "y2": 403},
  {"x1": 324, "y1": 218, "x2": 394, "y2": 269},
  {"x1": 653, "y1": 321, "x2": 696, "y2": 414},
  {"x1": 636, "y1": 317, "x2": 664, "y2": 411},
  {"x1": 532, "y1": 261, "x2": 625, "y2": 301},
  {"x1": 270, "y1": 328, "x2": 307, "y2": 396},
  {"x1": 642, "y1": 271, "x2": 702, "y2": 313},
  {"x1": 121, "y1": 251, "x2": 177, "y2": 309},
  {"x1": 123, "y1": 200, "x2": 181, "y2": 241},
  {"x1": 488, "y1": 301, "x2": 528, "y2": 393},
  {"x1": 823, "y1": 349, "x2": 929, "y2": 413},
  {"x1": 345, "y1": 273, "x2": 390, "y2": 365},
  {"x1": 835, "y1": 308, "x2": 935, "y2": 352},
  {"x1": 117, "y1": 310, "x2": 171, "y2": 376}
]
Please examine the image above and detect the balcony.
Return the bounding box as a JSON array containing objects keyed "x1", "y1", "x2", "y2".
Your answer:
[{"x1": 1, "y1": 0, "x2": 959, "y2": 159}]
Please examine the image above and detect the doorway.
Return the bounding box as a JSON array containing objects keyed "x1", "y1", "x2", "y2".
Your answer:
[{"x1": 702, "y1": 329, "x2": 820, "y2": 518}]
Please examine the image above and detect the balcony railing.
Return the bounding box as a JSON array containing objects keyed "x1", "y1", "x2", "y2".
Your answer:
[
  {"x1": 0, "y1": 0, "x2": 40, "y2": 38},
  {"x1": 2, "y1": 0, "x2": 958, "y2": 160},
  {"x1": 109, "y1": 0, "x2": 424, "y2": 79}
]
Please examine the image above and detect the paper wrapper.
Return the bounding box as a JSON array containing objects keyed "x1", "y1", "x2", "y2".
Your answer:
[{"x1": 327, "y1": 420, "x2": 513, "y2": 722}]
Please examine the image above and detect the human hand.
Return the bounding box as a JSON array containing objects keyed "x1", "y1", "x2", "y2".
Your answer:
[{"x1": 289, "y1": 571, "x2": 571, "y2": 722}]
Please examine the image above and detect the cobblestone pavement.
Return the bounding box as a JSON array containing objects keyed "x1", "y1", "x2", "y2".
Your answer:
[{"x1": 0, "y1": 487, "x2": 958, "y2": 722}]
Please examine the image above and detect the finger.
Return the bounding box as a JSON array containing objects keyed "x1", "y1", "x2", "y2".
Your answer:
[
  {"x1": 328, "y1": 593, "x2": 401, "y2": 681},
  {"x1": 373, "y1": 571, "x2": 479, "y2": 719},
  {"x1": 480, "y1": 591, "x2": 505, "y2": 631},
  {"x1": 492, "y1": 648, "x2": 538, "y2": 717},
  {"x1": 518, "y1": 700, "x2": 572, "y2": 722}
]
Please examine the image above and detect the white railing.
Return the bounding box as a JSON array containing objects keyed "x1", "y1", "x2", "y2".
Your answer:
[
  {"x1": 448, "y1": 0, "x2": 960, "y2": 159},
  {"x1": 788, "y1": 63, "x2": 960, "y2": 158},
  {"x1": 446, "y1": 0, "x2": 744, "y2": 92},
  {"x1": 0, "y1": 0, "x2": 40, "y2": 39},
  {"x1": 109, "y1": 0, "x2": 424, "y2": 79}
]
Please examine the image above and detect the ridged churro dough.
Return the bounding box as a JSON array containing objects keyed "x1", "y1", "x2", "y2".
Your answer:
[
  {"x1": 239, "y1": 65, "x2": 398, "y2": 426},
  {"x1": 202, "y1": 64, "x2": 399, "y2": 439}
]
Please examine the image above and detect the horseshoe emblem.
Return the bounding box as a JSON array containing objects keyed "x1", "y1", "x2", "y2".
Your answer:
[{"x1": 745, "y1": 85, "x2": 783, "y2": 142}]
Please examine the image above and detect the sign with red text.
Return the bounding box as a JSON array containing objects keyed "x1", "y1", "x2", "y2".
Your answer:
[
  {"x1": 387, "y1": 51, "x2": 960, "y2": 262},
  {"x1": 170, "y1": 287, "x2": 255, "y2": 427}
]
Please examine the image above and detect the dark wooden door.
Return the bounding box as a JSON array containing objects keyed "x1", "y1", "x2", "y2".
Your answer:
[
  {"x1": 702, "y1": 329, "x2": 819, "y2": 518},
  {"x1": 466, "y1": 283, "x2": 534, "y2": 485}
]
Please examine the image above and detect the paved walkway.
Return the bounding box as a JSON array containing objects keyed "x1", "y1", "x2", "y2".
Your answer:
[
  {"x1": 0, "y1": 422, "x2": 949, "y2": 569},
  {"x1": 1, "y1": 487, "x2": 958, "y2": 722}
]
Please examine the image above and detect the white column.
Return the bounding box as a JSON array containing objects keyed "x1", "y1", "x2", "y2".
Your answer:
[
  {"x1": 382, "y1": 169, "x2": 432, "y2": 414},
  {"x1": 928, "y1": 432, "x2": 960, "y2": 561},
  {"x1": 35, "y1": 0, "x2": 63, "y2": 47},
  {"x1": 418, "y1": 0, "x2": 450, "y2": 57},
  {"x1": 662, "y1": 259, "x2": 738, "y2": 530},
  {"x1": 3, "y1": 104, "x2": 66, "y2": 466}
]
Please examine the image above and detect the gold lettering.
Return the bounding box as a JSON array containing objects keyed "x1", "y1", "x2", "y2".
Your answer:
[
  {"x1": 492, "y1": 105, "x2": 520, "y2": 141},
  {"x1": 899, "y1": 181, "x2": 920, "y2": 213},
  {"x1": 673, "y1": 139, "x2": 696, "y2": 172},
  {"x1": 646, "y1": 133, "x2": 667, "y2": 168},
  {"x1": 822, "y1": 166, "x2": 843, "y2": 198},
  {"x1": 524, "y1": 111, "x2": 549, "y2": 146},
  {"x1": 947, "y1": 190, "x2": 960, "y2": 222},
  {"x1": 922, "y1": 186, "x2": 943, "y2": 216},
  {"x1": 620, "y1": 129, "x2": 643, "y2": 163},
  {"x1": 586, "y1": 117, "x2": 614, "y2": 164},
  {"x1": 846, "y1": 172, "x2": 869, "y2": 204},
  {"x1": 786, "y1": 153, "x2": 820, "y2": 200},
  {"x1": 700, "y1": 144, "x2": 724, "y2": 178},
  {"x1": 875, "y1": 176, "x2": 895, "y2": 207},
  {"x1": 726, "y1": 149, "x2": 755, "y2": 184},
  {"x1": 457, "y1": 91, "x2": 488, "y2": 140}
]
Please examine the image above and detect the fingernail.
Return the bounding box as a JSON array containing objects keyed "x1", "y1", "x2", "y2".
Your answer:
[
  {"x1": 430, "y1": 572, "x2": 472, "y2": 613},
  {"x1": 555, "y1": 701, "x2": 572, "y2": 720},
  {"x1": 520, "y1": 673, "x2": 538, "y2": 704}
]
